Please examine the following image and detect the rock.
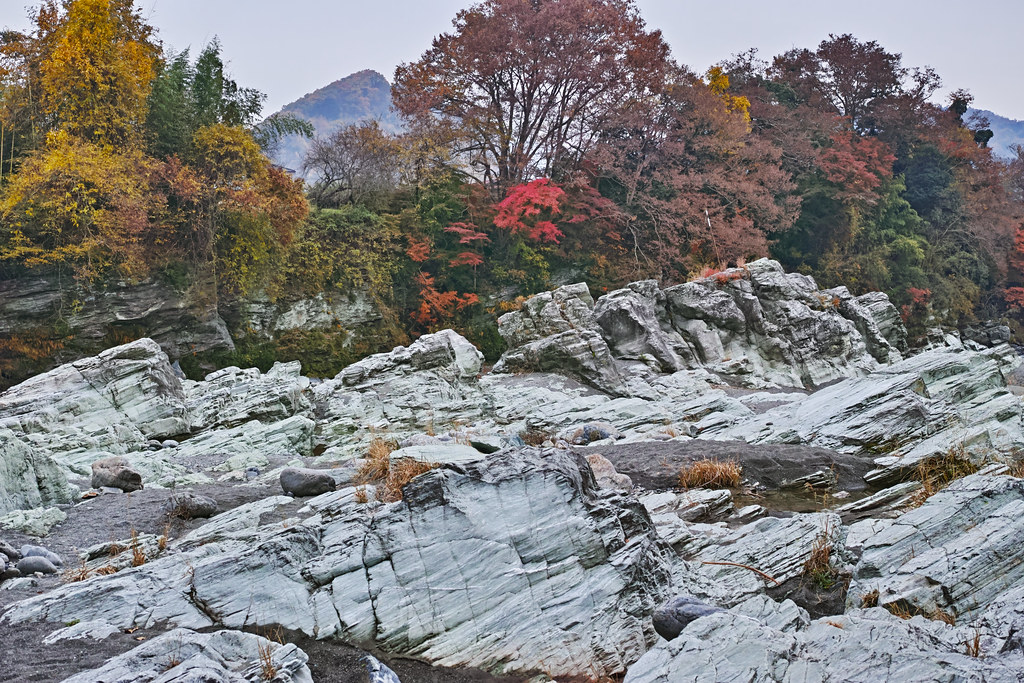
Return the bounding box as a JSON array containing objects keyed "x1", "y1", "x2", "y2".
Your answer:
[
  {"x1": 21, "y1": 544, "x2": 63, "y2": 566},
  {"x1": 42, "y1": 619, "x2": 122, "y2": 644},
  {"x1": 0, "y1": 429, "x2": 74, "y2": 514},
  {"x1": 494, "y1": 283, "x2": 629, "y2": 395},
  {"x1": 652, "y1": 596, "x2": 724, "y2": 640},
  {"x1": 624, "y1": 606, "x2": 1024, "y2": 682},
  {"x1": 585, "y1": 453, "x2": 633, "y2": 491},
  {"x1": 90, "y1": 456, "x2": 144, "y2": 492},
  {"x1": 17, "y1": 555, "x2": 57, "y2": 575},
  {"x1": 161, "y1": 439, "x2": 179, "y2": 448},
  {"x1": 5, "y1": 449, "x2": 674, "y2": 680},
  {"x1": 184, "y1": 361, "x2": 311, "y2": 433},
  {"x1": 280, "y1": 467, "x2": 336, "y2": 497},
  {"x1": 593, "y1": 282, "x2": 687, "y2": 373},
  {"x1": 362, "y1": 654, "x2": 402, "y2": 683},
  {"x1": 963, "y1": 321, "x2": 1012, "y2": 347},
  {"x1": 0, "y1": 338, "x2": 189, "y2": 476},
  {"x1": 0, "y1": 274, "x2": 233, "y2": 379},
  {"x1": 165, "y1": 491, "x2": 219, "y2": 519},
  {"x1": 0, "y1": 506, "x2": 67, "y2": 536},
  {"x1": 568, "y1": 422, "x2": 622, "y2": 444},
  {"x1": 848, "y1": 474, "x2": 1024, "y2": 622},
  {"x1": 0, "y1": 567, "x2": 19, "y2": 581},
  {"x1": 60, "y1": 628, "x2": 313, "y2": 683},
  {"x1": 719, "y1": 344, "x2": 1024, "y2": 485},
  {"x1": 0, "y1": 539, "x2": 22, "y2": 560}
]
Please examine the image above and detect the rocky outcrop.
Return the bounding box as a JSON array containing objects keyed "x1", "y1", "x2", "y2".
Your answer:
[
  {"x1": 848, "y1": 474, "x2": 1024, "y2": 623},
  {"x1": 0, "y1": 274, "x2": 233, "y2": 361},
  {"x1": 0, "y1": 430, "x2": 74, "y2": 514},
  {"x1": 60, "y1": 628, "x2": 313, "y2": 683},
  {"x1": 3, "y1": 448, "x2": 674, "y2": 679},
  {"x1": 0, "y1": 338, "x2": 189, "y2": 475},
  {"x1": 494, "y1": 260, "x2": 906, "y2": 393},
  {"x1": 625, "y1": 603, "x2": 1024, "y2": 682},
  {"x1": 242, "y1": 290, "x2": 381, "y2": 337},
  {"x1": 720, "y1": 343, "x2": 1024, "y2": 484}
]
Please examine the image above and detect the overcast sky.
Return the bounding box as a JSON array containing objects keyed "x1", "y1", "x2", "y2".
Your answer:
[{"x1": 5, "y1": 0, "x2": 1023, "y2": 119}]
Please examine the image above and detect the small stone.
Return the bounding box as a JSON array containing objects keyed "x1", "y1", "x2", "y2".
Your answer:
[
  {"x1": 280, "y1": 467, "x2": 336, "y2": 497},
  {"x1": 161, "y1": 439, "x2": 180, "y2": 449},
  {"x1": 653, "y1": 596, "x2": 724, "y2": 641},
  {"x1": 165, "y1": 491, "x2": 218, "y2": 520},
  {"x1": 0, "y1": 540, "x2": 20, "y2": 560},
  {"x1": 0, "y1": 567, "x2": 20, "y2": 581},
  {"x1": 91, "y1": 457, "x2": 144, "y2": 493},
  {"x1": 21, "y1": 544, "x2": 63, "y2": 566},
  {"x1": 17, "y1": 556, "x2": 57, "y2": 575},
  {"x1": 585, "y1": 453, "x2": 633, "y2": 491}
]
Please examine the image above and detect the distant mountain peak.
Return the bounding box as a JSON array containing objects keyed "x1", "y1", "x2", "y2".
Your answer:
[
  {"x1": 269, "y1": 70, "x2": 400, "y2": 173},
  {"x1": 967, "y1": 108, "x2": 1023, "y2": 159}
]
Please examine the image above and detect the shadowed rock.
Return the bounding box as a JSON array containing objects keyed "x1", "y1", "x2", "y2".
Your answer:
[
  {"x1": 653, "y1": 596, "x2": 724, "y2": 640},
  {"x1": 280, "y1": 467, "x2": 336, "y2": 497},
  {"x1": 91, "y1": 457, "x2": 143, "y2": 493}
]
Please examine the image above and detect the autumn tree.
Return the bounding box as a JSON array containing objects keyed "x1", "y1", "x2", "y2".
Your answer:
[
  {"x1": 392, "y1": 0, "x2": 670, "y2": 190},
  {"x1": 303, "y1": 120, "x2": 405, "y2": 208},
  {"x1": 39, "y1": 0, "x2": 159, "y2": 148},
  {"x1": 596, "y1": 66, "x2": 797, "y2": 280}
]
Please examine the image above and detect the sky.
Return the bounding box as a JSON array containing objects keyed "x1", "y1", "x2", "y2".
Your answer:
[{"x1": 3, "y1": 0, "x2": 1023, "y2": 120}]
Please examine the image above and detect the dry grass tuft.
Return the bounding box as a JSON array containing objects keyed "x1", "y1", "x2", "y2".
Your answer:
[
  {"x1": 861, "y1": 589, "x2": 880, "y2": 608},
  {"x1": 803, "y1": 519, "x2": 839, "y2": 589},
  {"x1": 357, "y1": 437, "x2": 397, "y2": 483},
  {"x1": 130, "y1": 529, "x2": 147, "y2": 567},
  {"x1": 257, "y1": 627, "x2": 283, "y2": 681},
  {"x1": 63, "y1": 559, "x2": 119, "y2": 583},
  {"x1": 882, "y1": 600, "x2": 958, "y2": 626},
  {"x1": 520, "y1": 428, "x2": 551, "y2": 447},
  {"x1": 884, "y1": 601, "x2": 914, "y2": 620},
  {"x1": 379, "y1": 459, "x2": 441, "y2": 503},
  {"x1": 354, "y1": 486, "x2": 369, "y2": 504},
  {"x1": 965, "y1": 629, "x2": 982, "y2": 657},
  {"x1": 929, "y1": 608, "x2": 957, "y2": 626},
  {"x1": 907, "y1": 444, "x2": 979, "y2": 506},
  {"x1": 678, "y1": 458, "x2": 742, "y2": 489}
]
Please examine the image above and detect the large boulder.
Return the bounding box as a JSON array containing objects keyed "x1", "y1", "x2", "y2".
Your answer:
[
  {"x1": 90, "y1": 456, "x2": 143, "y2": 492},
  {"x1": 4, "y1": 449, "x2": 674, "y2": 679},
  {"x1": 0, "y1": 430, "x2": 74, "y2": 514},
  {"x1": 0, "y1": 338, "x2": 189, "y2": 474},
  {"x1": 492, "y1": 260, "x2": 906, "y2": 395},
  {"x1": 60, "y1": 628, "x2": 313, "y2": 683}
]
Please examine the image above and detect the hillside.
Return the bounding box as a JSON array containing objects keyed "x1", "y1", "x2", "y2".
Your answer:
[
  {"x1": 269, "y1": 69, "x2": 400, "y2": 173},
  {"x1": 969, "y1": 108, "x2": 1024, "y2": 159}
]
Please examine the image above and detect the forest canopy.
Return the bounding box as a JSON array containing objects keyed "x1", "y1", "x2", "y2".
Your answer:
[{"x1": 2, "y1": 0, "x2": 1023, "y2": 383}]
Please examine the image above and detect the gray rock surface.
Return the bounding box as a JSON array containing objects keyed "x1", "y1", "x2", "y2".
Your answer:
[
  {"x1": 0, "y1": 429, "x2": 74, "y2": 514},
  {"x1": 17, "y1": 555, "x2": 58, "y2": 575},
  {"x1": 4, "y1": 449, "x2": 674, "y2": 679},
  {"x1": 90, "y1": 456, "x2": 144, "y2": 492},
  {"x1": 59, "y1": 627, "x2": 313, "y2": 683},
  {"x1": 165, "y1": 491, "x2": 219, "y2": 519},
  {"x1": 279, "y1": 467, "x2": 335, "y2": 497},
  {"x1": 652, "y1": 596, "x2": 724, "y2": 640}
]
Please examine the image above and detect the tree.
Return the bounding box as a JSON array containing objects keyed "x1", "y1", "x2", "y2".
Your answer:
[
  {"x1": 39, "y1": 0, "x2": 159, "y2": 148},
  {"x1": 596, "y1": 66, "x2": 797, "y2": 279},
  {"x1": 769, "y1": 34, "x2": 939, "y2": 135},
  {"x1": 302, "y1": 120, "x2": 405, "y2": 208},
  {"x1": 392, "y1": 0, "x2": 670, "y2": 189}
]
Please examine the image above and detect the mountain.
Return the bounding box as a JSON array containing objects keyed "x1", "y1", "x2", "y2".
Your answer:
[
  {"x1": 969, "y1": 108, "x2": 1024, "y2": 160},
  {"x1": 268, "y1": 69, "x2": 401, "y2": 173}
]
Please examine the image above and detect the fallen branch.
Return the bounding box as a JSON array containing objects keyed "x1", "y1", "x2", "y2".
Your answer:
[{"x1": 701, "y1": 561, "x2": 780, "y2": 584}]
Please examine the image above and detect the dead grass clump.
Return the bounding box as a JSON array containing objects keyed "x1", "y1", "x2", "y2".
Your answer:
[
  {"x1": 63, "y1": 559, "x2": 119, "y2": 583},
  {"x1": 520, "y1": 428, "x2": 551, "y2": 447},
  {"x1": 860, "y1": 589, "x2": 880, "y2": 608},
  {"x1": 884, "y1": 601, "x2": 914, "y2": 620},
  {"x1": 379, "y1": 459, "x2": 440, "y2": 503},
  {"x1": 929, "y1": 608, "x2": 957, "y2": 626},
  {"x1": 678, "y1": 458, "x2": 742, "y2": 489},
  {"x1": 910, "y1": 445, "x2": 979, "y2": 505},
  {"x1": 130, "y1": 529, "x2": 147, "y2": 567},
  {"x1": 354, "y1": 486, "x2": 369, "y2": 504},
  {"x1": 357, "y1": 437, "x2": 397, "y2": 483},
  {"x1": 965, "y1": 629, "x2": 982, "y2": 657},
  {"x1": 257, "y1": 627, "x2": 283, "y2": 681},
  {"x1": 882, "y1": 600, "x2": 958, "y2": 626},
  {"x1": 803, "y1": 519, "x2": 839, "y2": 589}
]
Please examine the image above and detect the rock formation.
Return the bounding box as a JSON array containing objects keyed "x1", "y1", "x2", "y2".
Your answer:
[{"x1": 1, "y1": 259, "x2": 1022, "y2": 681}]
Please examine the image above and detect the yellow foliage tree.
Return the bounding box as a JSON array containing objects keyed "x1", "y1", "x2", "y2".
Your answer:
[
  {"x1": 39, "y1": 0, "x2": 159, "y2": 148},
  {"x1": 0, "y1": 129, "x2": 155, "y2": 281},
  {"x1": 706, "y1": 66, "x2": 751, "y2": 122}
]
